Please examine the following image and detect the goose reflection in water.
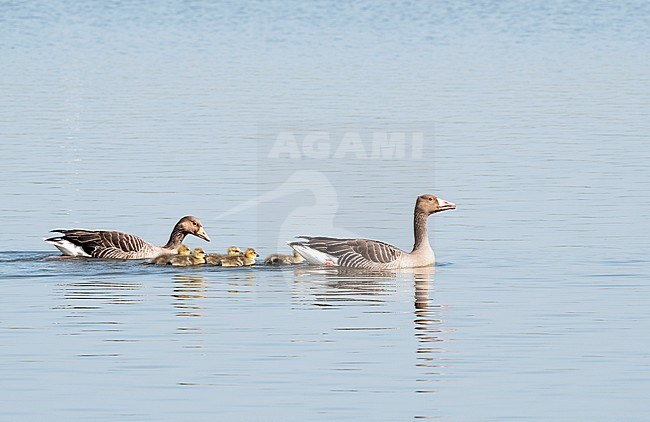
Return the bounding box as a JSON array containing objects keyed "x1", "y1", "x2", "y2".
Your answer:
[
  {"x1": 57, "y1": 280, "x2": 144, "y2": 309},
  {"x1": 54, "y1": 279, "x2": 144, "y2": 341},
  {"x1": 290, "y1": 265, "x2": 445, "y2": 399},
  {"x1": 412, "y1": 267, "x2": 446, "y2": 396},
  {"x1": 291, "y1": 266, "x2": 398, "y2": 306}
]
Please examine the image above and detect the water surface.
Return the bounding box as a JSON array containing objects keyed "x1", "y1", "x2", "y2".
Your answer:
[{"x1": 1, "y1": 1, "x2": 649, "y2": 420}]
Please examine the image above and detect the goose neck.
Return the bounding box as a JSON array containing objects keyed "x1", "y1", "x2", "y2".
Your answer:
[
  {"x1": 164, "y1": 227, "x2": 187, "y2": 249},
  {"x1": 412, "y1": 211, "x2": 431, "y2": 252}
]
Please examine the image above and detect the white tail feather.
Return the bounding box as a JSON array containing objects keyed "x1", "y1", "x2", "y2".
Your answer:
[
  {"x1": 288, "y1": 241, "x2": 338, "y2": 266},
  {"x1": 44, "y1": 239, "x2": 91, "y2": 257}
]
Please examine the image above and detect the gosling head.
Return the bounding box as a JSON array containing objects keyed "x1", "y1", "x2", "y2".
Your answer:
[
  {"x1": 244, "y1": 248, "x2": 259, "y2": 259},
  {"x1": 178, "y1": 244, "x2": 191, "y2": 255},
  {"x1": 227, "y1": 246, "x2": 243, "y2": 256},
  {"x1": 241, "y1": 248, "x2": 258, "y2": 265},
  {"x1": 192, "y1": 248, "x2": 206, "y2": 260}
]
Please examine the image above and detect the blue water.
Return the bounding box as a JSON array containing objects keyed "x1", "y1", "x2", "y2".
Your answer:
[{"x1": 1, "y1": 1, "x2": 650, "y2": 420}]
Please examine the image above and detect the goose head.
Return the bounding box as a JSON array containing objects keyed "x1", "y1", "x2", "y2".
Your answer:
[
  {"x1": 244, "y1": 248, "x2": 259, "y2": 259},
  {"x1": 416, "y1": 194, "x2": 456, "y2": 215},
  {"x1": 176, "y1": 216, "x2": 211, "y2": 242}
]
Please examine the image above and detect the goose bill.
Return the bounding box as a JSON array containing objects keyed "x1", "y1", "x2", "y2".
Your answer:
[
  {"x1": 436, "y1": 198, "x2": 456, "y2": 212},
  {"x1": 196, "y1": 228, "x2": 211, "y2": 242}
]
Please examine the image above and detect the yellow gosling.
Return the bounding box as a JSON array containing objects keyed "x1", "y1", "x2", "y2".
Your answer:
[
  {"x1": 147, "y1": 244, "x2": 191, "y2": 265},
  {"x1": 169, "y1": 247, "x2": 206, "y2": 266},
  {"x1": 263, "y1": 250, "x2": 305, "y2": 266},
  {"x1": 221, "y1": 248, "x2": 259, "y2": 267},
  {"x1": 205, "y1": 246, "x2": 242, "y2": 265}
]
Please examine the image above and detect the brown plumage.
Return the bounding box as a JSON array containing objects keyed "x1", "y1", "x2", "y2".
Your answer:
[
  {"x1": 289, "y1": 194, "x2": 455, "y2": 269},
  {"x1": 45, "y1": 216, "x2": 210, "y2": 259}
]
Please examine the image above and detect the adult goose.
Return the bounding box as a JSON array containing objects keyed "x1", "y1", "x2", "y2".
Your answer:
[
  {"x1": 289, "y1": 194, "x2": 455, "y2": 269},
  {"x1": 45, "y1": 216, "x2": 210, "y2": 259}
]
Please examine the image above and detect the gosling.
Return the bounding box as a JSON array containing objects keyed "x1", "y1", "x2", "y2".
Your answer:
[
  {"x1": 147, "y1": 244, "x2": 191, "y2": 265},
  {"x1": 221, "y1": 248, "x2": 259, "y2": 267},
  {"x1": 263, "y1": 250, "x2": 305, "y2": 266},
  {"x1": 169, "y1": 248, "x2": 206, "y2": 266},
  {"x1": 205, "y1": 246, "x2": 242, "y2": 265}
]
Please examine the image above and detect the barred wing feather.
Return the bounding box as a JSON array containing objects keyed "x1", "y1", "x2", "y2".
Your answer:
[
  {"x1": 292, "y1": 236, "x2": 405, "y2": 269},
  {"x1": 49, "y1": 229, "x2": 149, "y2": 258}
]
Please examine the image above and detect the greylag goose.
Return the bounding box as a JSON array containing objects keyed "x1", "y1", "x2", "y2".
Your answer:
[
  {"x1": 147, "y1": 244, "x2": 191, "y2": 265},
  {"x1": 289, "y1": 194, "x2": 455, "y2": 269},
  {"x1": 169, "y1": 248, "x2": 206, "y2": 266},
  {"x1": 205, "y1": 246, "x2": 243, "y2": 265},
  {"x1": 221, "y1": 248, "x2": 259, "y2": 267},
  {"x1": 45, "y1": 216, "x2": 210, "y2": 259},
  {"x1": 264, "y1": 250, "x2": 305, "y2": 266}
]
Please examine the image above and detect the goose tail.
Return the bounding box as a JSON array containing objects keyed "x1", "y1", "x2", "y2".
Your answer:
[
  {"x1": 287, "y1": 238, "x2": 338, "y2": 266},
  {"x1": 44, "y1": 237, "x2": 91, "y2": 257}
]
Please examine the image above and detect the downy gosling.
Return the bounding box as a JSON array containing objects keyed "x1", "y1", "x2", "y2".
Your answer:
[
  {"x1": 263, "y1": 250, "x2": 305, "y2": 266},
  {"x1": 205, "y1": 246, "x2": 242, "y2": 265},
  {"x1": 148, "y1": 244, "x2": 191, "y2": 265},
  {"x1": 221, "y1": 248, "x2": 259, "y2": 267},
  {"x1": 169, "y1": 248, "x2": 206, "y2": 266}
]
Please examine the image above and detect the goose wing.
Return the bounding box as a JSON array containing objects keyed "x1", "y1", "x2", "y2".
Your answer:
[
  {"x1": 291, "y1": 236, "x2": 405, "y2": 268},
  {"x1": 48, "y1": 229, "x2": 149, "y2": 259}
]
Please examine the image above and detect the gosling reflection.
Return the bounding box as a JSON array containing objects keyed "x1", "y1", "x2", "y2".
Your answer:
[
  {"x1": 226, "y1": 272, "x2": 258, "y2": 294},
  {"x1": 172, "y1": 274, "x2": 207, "y2": 317}
]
